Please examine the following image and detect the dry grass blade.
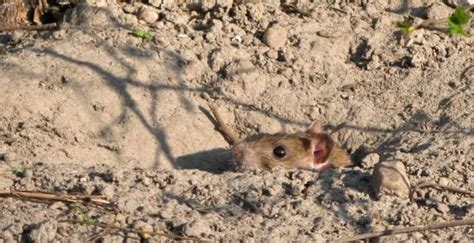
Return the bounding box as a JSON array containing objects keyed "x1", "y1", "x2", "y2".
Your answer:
[
  {"x1": 410, "y1": 181, "x2": 474, "y2": 201},
  {"x1": 60, "y1": 219, "x2": 213, "y2": 242},
  {"x1": 337, "y1": 218, "x2": 474, "y2": 242},
  {"x1": 0, "y1": 190, "x2": 116, "y2": 211},
  {"x1": 208, "y1": 104, "x2": 239, "y2": 146}
]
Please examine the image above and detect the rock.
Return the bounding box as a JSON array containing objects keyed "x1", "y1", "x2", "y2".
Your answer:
[
  {"x1": 426, "y1": 2, "x2": 453, "y2": 20},
  {"x1": 362, "y1": 153, "x2": 380, "y2": 168},
  {"x1": 436, "y1": 203, "x2": 450, "y2": 214},
  {"x1": 138, "y1": 6, "x2": 159, "y2": 24},
  {"x1": 262, "y1": 24, "x2": 287, "y2": 49},
  {"x1": 122, "y1": 4, "x2": 138, "y2": 14},
  {"x1": 371, "y1": 160, "x2": 411, "y2": 198},
  {"x1": 27, "y1": 220, "x2": 58, "y2": 242},
  {"x1": 66, "y1": 3, "x2": 114, "y2": 28},
  {"x1": 9, "y1": 31, "x2": 25, "y2": 43},
  {"x1": 266, "y1": 49, "x2": 279, "y2": 59},
  {"x1": 231, "y1": 35, "x2": 242, "y2": 46},
  {"x1": 120, "y1": 13, "x2": 138, "y2": 26}
]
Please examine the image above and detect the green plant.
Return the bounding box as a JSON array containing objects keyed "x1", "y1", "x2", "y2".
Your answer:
[
  {"x1": 132, "y1": 28, "x2": 153, "y2": 41},
  {"x1": 68, "y1": 203, "x2": 81, "y2": 211},
  {"x1": 11, "y1": 164, "x2": 37, "y2": 177},
  {"x1": 397, "y1": 5, "x2": 472, "y2": 37},
  {"x1": 68, "y1": 203, "x2": 96, "y2": 223},
  {"x1": 447, "y1": 6, "x2": 471, "y2": 35},
  {"x1": 397, "y1": 21, "x2": 415, "y2": 36},
  {"x1": 255, "y1": 12, "x2": 264, "y2": 21},
  {"x1": 423, "y1": 214, "x2": 438, "y2": 225}
]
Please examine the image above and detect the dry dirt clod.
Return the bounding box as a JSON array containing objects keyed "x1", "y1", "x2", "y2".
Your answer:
[
  {"x1": 362, "y1": 153, "x2": 380, "y2": 168},
  {"x1": 122, "y1": 4, "x2": 138, "y2": 14},
  {"x1": 371, "y1": 160, "x2": 411, "y2": 198},
  {"x1": 426, "y1": 2, "x2": 453, "y2": 19},
  {"x1": 138, "y1": 6, "x2": 159, "y2": 24},
  {"x1": 26, "y1": 220, "x2": 58, "y2": 242},
  {"x1": 262, "y1": 24, "x2": 287, "y2": 49},
  {"x1": 183, "y1": 219, "x2": 211, "y2": 238}
]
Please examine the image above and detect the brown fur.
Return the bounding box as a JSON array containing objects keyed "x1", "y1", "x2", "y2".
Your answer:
[{"x1": 232, "y1": 122, "x2": 352, "y2": 170}]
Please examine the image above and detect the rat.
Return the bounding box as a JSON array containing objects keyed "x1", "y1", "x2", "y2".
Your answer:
[{"x1": 231, "y1": 121, "x2": 352, "y2": 171}]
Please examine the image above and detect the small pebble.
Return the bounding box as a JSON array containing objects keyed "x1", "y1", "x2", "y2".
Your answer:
[
  {"x1": 426, "y1": 2, "x2": 453, "y2": 19},
  {"x1": 138, "y1": 6, "x2": 159, "y2": 24},
  {"x1": 438, "y1": 177, "x2": 450, "y2": 186},
  {"x1": 231, "y1": 35, "x2": 242, "y2": 45},
  {"x1": 266, "y1": 49, "x2": 279, "y2": 59},
  {"x1": 262, "y1": 24, "x2": 287, "y2": 49},
  {"x1": 122, "y1": 4, "x2": 137, "y2": 14},
  {"x1": 436, "y1": 203, "x2": 450, "y2": 214},
  {"x1": 371, "y1": 160, "x2": 411, "y2": 198}
]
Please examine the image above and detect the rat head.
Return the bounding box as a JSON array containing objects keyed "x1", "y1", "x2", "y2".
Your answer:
[{"x1": 232, "y1": 121, "x2": 336, "y2": 171}]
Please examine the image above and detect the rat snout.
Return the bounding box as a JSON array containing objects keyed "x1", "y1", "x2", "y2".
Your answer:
[{"x1": 231, "y1": 144, "x2": 256, "y2": 167}]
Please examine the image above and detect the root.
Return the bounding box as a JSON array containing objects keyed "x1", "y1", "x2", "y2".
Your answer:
[{"x1": 208, "y1": 104, "x2": 239, "y2": 146}]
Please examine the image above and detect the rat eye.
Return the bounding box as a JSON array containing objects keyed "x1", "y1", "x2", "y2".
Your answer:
[{"x1": 273, "y1": 146, "x2": 286, "y2": 158}]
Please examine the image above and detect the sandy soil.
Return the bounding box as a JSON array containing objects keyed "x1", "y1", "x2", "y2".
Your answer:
[{"x1": 0, "y1": 0, "x2": 473, "y2": 241}]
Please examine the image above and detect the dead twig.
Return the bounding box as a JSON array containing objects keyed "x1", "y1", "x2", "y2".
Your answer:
[
  {"x1": 0, "y1": 190, "x2": 116, "y2": 211},
  {"x1": 0, "y1": 23, "x2": 58, "y2": 32},
  {"x1": 410, "y1": 181, "x2": 474, "y2": 201},
  {"x1": 59, "y1": 219, "x2": 212, "y2": 242},
  {"x1": 208, "y1": 104, "x2": 239, "y2": 146},
  {"x1": 338, "y1": 218, "x2": 474, "y2": 242}
]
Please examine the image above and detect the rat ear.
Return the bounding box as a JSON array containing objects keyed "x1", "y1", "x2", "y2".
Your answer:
[
  {"x1": 313, "y1": 134, "x2": 334, "y2": 165},
  {"x1": 307, "y1": 120, "x2": 322, "y2": 134}
]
